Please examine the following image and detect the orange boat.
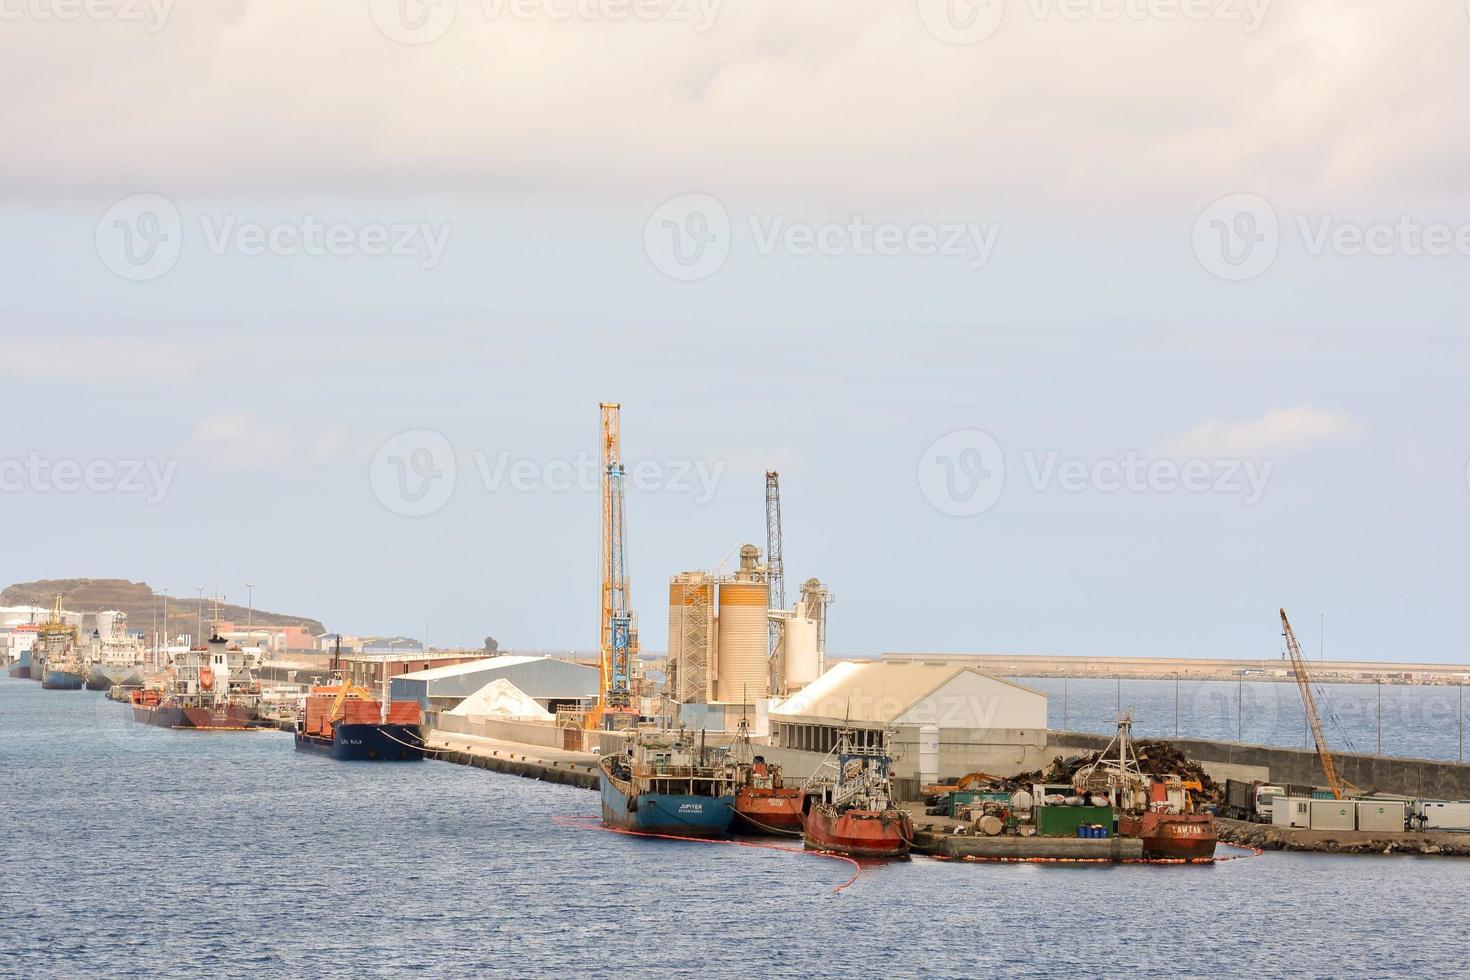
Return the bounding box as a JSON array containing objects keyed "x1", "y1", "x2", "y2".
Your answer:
[
  {"x1": 801, "y1": 730, "x2": 912, "y2": 860},
  {"x1": 732, "y1": 756, "x2": 805, "y2": 835},
  {"x1": 1118, "y1": 811, "x2": 1217, "y2": 861}
]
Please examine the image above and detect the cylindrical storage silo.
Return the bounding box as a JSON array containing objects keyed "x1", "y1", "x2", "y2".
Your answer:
[
  {"x1": 919, "y1": 724, "x2": 940, "y2": 789},
  {"x1": 667, "y1": 573, "x2": 713, "y2": 703},
  {"x1": 781, "y1": 616, "x2": 821, "y2": 690},
  {"x1": 714, "y1": 580, "x2": 768, "y2": 703}
]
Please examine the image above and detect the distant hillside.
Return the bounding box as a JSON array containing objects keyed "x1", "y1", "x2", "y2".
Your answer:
[{"x1": 1, "y1": 579, "x2": 324, "y2": 638}]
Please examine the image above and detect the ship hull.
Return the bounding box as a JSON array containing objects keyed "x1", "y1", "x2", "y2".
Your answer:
[
  {"x1": 598, "y1": 759, "x2": 735, "y2": 838},
  {"x1": 803, "y1": 804, "x2": 912, "y2": 859},
  {"x1": 294, "y1": 723, "x2": 429, "y2": 761},
  {"x1": 41, "y1": 669, "x2": 86, "y2": 691},
  {"x1": 732, "y1": 786, "x2": 806, "y2": 835},
  {"x1": 85, "y1": 664, "x2": 143, "y2": 691},
  {"x1": 131, "y1": 701, "x2": 261, "y2": 731},
  {"x1": 7, "y1": 650, "x2": 32, "y2": 679},
  {"x1": 1119, "y1": 812, "x2": 1217, "y2": 861}
]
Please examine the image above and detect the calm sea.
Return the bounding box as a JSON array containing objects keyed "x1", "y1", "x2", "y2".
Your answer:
[{"x1": 4, "y1": 676, "x2": 1469, "y2": 978}]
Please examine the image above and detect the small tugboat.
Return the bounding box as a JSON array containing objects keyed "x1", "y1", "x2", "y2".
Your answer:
[
  {"x1": 728, "y1": 718, "x2": 804, "y2": 835},
  {"x1": 801, "y1": 729, "x2": 913, "y2": 859},
  {"x1": 1075, "y1": 712, "x2": 1217, "y2": 862},
  {"x1": 294, "y1": 671, "x2": 428, "y2": 762},
  {"x1": 36, "y1": 595, "x2": 85, "y2": 690},
  {"x1": 130, "y1": 616, "x2": 264, "y2": 730},
  {"x1": 598, "y1": 731, "x2": 737, "y2": 837}
]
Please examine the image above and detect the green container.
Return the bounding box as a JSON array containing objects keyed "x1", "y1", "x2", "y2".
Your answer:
[
  {"x1": 1036, "y1": 805, "x2": 1114, "y2": 837},
  {"x1": 949, "y1": 790, "x2": 1013, "y2": 818}
]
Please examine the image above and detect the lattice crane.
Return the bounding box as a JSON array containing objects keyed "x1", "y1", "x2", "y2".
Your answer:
[
  {"x1": 590, "y1": 403, "x2": 638, "y2": 732},
  {"x1": 1280, "y1": 608, "x2": 1346, "y2": 800},
  {"x1": 765, "y1": 471, "x2": 785, "y2": 658}
]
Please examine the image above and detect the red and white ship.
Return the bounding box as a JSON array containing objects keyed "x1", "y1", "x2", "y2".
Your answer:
[
  {"x1": 131, "y1": 624, "x2": 263, "y2": 731},
  {"x1": 801, "y1": 730, "x2": 912, "y2": 859}
]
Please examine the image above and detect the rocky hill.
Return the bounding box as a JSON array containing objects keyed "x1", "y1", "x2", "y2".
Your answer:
[{"x1": 1, "y1": 579, "x2": 324, "y2": 638}]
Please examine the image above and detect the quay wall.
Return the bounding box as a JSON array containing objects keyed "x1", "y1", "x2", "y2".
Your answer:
[{"x1": 434, "y1": 713, "x2": 574, "y2": 752}]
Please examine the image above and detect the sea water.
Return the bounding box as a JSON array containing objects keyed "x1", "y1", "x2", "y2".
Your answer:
[{"x1": 2, "y1": 677, "x2": 1467, "y2": 977}]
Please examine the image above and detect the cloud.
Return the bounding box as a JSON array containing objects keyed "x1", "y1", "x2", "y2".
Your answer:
[
  {"x1": 185, "y1": 412, "x2": 295, "y2": 469},
  {"x1": 1166, "y1": 406, "x2": 1360, "y2": 458},
  {"x1": 1, "y1": 2, "x2": 1467, "y2": 209}
]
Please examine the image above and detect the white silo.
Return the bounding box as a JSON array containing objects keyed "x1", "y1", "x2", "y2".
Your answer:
[{"x1": 781, "y1": 615, "x2": 821, "y2": 691}]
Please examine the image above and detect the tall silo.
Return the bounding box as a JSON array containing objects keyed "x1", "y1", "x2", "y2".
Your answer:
[
  {"x1": 714, "y1": 545, "x2": 769, "y2": 704},
  {"x1": 667, "y1": 572, "x2": 713, "y2": 703}
]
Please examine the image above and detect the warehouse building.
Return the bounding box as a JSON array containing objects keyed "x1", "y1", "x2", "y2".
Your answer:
[
  {"x1": 764, "y1": 660, "x2": 1049, "y2": 796},
  {"x1": 391, "y1": 655, "x2": 599, "y2": 716}
]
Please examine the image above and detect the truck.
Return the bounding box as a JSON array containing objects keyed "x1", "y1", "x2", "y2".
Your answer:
[{"x1": 1222, "y1": 779, "x2": 1285, "y2": 822}]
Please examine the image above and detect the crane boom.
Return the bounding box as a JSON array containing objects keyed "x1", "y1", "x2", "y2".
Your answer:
[
  {"x1": 593, "y1": 402, "x2": 637, "y2": 731},
  {"x1": 1280, "y1": 608, "x2": 1345, "y2": 800}
]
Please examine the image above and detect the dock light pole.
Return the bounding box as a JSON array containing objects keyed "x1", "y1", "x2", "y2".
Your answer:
[
  {"x1": 1460, "y1": 685, "x2": 1463, "y2": 764},
  {"x1": 1174, "y1": 672, "x2": 1180, "y2": 738},
  {"x1": 1062, "y1": 677, "x2": 1068, "y2": 730},
  {"x1": 246, "y1": 584, "x2": 254, "y2": 630},
  {"x1": 195, "y1": 587, "x2": 204, "y2": 643},
  {"x1": 1238, "y1": 675, "x2": 1243, "y2": 743},
  {"x1": 1377, "y1": 680, "x2": 1382, "y2": 756}
]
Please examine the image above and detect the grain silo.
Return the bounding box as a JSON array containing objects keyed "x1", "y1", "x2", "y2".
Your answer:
[
  {"x1": 667, "y1": 572, "x2": 714, "y2": 703},
  {"x1": 714, "y1": 545, "x2": 769, "y2": 703}
]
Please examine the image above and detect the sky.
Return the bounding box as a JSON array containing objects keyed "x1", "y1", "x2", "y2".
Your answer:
[{"x1": 2, "y1": 0, "x2": 1469, "y2": 660}]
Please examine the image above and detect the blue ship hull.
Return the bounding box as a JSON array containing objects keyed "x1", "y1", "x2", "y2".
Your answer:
[
  {"x1": 7, "y1": 649, "x2": 31, "y2": 679},
  {"x1": 41, "y1": 670, "x2": 86, "y2": 691},
  {"x1": 294, "y1": 723, "x2": 429, "y2": 761},
  {"x1": 598, "y1": 759, "x2": 735, "y2": 838}
]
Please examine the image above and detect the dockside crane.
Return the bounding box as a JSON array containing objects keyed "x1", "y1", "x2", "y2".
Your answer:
[
  {"x1": 590, "y1": 403, "x2": 638, "y2": 732},
  {"x1": 1280, "y1": 608, "x2": 1346, "y2": 800}
]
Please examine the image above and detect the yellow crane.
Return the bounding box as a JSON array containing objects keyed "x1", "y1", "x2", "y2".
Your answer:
[{"x1": 1280, "y1": 608, "x2": 1347, "y2": 800}]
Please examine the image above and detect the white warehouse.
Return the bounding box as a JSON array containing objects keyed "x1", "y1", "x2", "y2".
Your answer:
[{"x1": 765, "y1": 660, "x2": 1049, "y2": 796}]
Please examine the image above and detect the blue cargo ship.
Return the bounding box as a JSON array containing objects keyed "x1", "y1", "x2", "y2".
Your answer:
[
  {"x1": 6, "y1": 647, "x2": 32, "y2": 679},
  {"x1": 598, "y1": 734, "x2": 736, "y2": 838}
]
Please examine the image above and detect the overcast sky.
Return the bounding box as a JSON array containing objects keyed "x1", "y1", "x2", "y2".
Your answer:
[{"x1": 3, "y1": 1, "x2": 1469, "y2": 660}]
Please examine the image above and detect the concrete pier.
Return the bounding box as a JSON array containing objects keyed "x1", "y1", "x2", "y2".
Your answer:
[
  {"x1": 918, "y1": 831, "x2": 1145, "y2": 862},
  {"x1": 1218, "y1": 817, "x2": 1470, "y2": 856},
  {"x1": 426, "y1": 730, "x2": 601, "y2": 790}
]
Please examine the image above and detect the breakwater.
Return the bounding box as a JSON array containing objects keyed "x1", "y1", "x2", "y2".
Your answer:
[{"x1": 1046, "y1": 730, "x2": 1470, "y2": 800}]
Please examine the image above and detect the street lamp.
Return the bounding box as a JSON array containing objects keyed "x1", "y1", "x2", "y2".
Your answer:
[{"x1": 246, "y1": 583, "x2": 254, "y2": 631}]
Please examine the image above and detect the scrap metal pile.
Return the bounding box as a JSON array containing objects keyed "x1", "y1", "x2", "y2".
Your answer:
[{"x1": 987, "y1": 740, "x2": 1219, "y2": 800}]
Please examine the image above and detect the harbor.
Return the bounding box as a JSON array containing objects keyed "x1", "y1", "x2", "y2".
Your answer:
[{"x1": 10, "y1": 404, "x2": 1470, "y2": 872}]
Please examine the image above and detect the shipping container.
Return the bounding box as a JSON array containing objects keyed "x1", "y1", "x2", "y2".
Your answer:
[
  {"x1": 1275, "y1": 797, "x2": 1312, "y2": 828},
  {"x1": 1416, "y1": 801, "x2": 1470, "y2": 832},
  {"x1": 1308, "y1": 799, "x2": 1356, "y2": 831},
  {"x1": 1036, "y1": 805, "x2": 1113, "y2": 838},
  {"x1": 1356, "y1": 801, "x2": 1406, "y2": 833}
]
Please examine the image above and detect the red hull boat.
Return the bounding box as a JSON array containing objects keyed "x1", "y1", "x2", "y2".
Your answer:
[
  {"x1": 802, "y1": 803, "x2": 912, "y2": 859},
  {"x1": 733, "y1": 785, "x2": 806, "y2": 835},
  {"x1": 1119, "y1": 811, "x2": 1217, "y2": 861}
]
